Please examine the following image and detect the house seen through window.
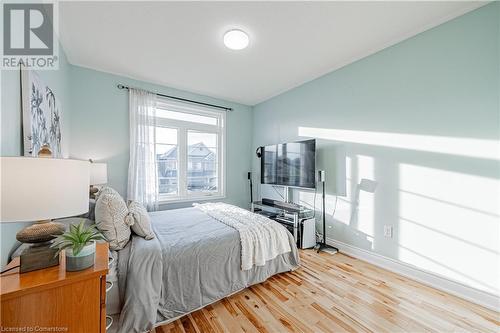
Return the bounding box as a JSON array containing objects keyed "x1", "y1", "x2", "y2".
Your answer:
[{"x1": 155, "y1": 98, "x2": 225, "y2": 202}]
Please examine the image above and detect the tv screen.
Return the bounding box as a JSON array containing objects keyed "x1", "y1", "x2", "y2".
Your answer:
[{"x1": 261, "y1": 139, "x2": 316, "y2": 189}]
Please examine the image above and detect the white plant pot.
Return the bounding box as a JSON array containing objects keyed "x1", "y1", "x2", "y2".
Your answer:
[{"x1": 65, "y1": 241, "x2": 96, "y2": 271}]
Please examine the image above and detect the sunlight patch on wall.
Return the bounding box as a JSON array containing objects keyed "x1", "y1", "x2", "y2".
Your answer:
[
  {"x1": 335, "y1": 196, "x2": 352, "y2": 225},
  {"x1": 298, "y1": 127, "x2": 500, "y2": 160},
  {"x1": 397, "y1": 244, "x2": 498, "y2": 293},
  {"x1": 334, "y1": 155, "x2": 353, "y2": 225},
  {"x1": 356, "y1": 155, "x2": 375, "y2": 237},
  {"x1": 400, "y1": 164, "x2": 499, "y2": 217},
  {"x1": 399, "y1": 164, "x2": 500, "y2": 294}
]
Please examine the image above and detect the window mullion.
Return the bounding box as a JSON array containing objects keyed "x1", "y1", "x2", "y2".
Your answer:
[
  {"x1": 178, "y1": 127, "x2": 188, "y2": 198},
  {"x1": 219, "y1": 117, "x2": 225, "y2": 197}
]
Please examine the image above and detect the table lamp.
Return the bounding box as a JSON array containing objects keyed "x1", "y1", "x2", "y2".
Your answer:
[
  {"x1": 90, "y1": 162, "x2": 108, "y2": 198},
  {"x1": 0, "y1": 157, "x2": 90, "y2": 272}
]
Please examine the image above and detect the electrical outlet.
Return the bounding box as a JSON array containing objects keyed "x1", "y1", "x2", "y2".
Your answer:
[{"x1": 384, "y1": 225, "x2": 393, "y2": 238}]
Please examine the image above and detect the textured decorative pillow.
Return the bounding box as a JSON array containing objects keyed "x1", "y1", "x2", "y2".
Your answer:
[
  {"x1": 95, "y1": 187, "x2": 133, "y2": 250},
  {"x1": 96, "y1": 186, "x2": 116, "y2": 199},
  {"x1": 128, "y1": 201, "x2": 155, "y2": 240}
]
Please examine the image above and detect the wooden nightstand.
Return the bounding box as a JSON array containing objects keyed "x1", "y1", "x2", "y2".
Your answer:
[{"x1": 0, "y1": 242, "x2": 109, "y2": 332}]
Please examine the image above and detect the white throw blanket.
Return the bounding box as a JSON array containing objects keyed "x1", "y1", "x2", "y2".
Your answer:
[{"x1": 194, "y1": 202, "x2": 292, "y2": 270}]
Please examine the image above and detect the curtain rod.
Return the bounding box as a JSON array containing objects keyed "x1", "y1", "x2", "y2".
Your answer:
[{"x1": 117, "y1": 84, "x2": 233, "y2": 111}]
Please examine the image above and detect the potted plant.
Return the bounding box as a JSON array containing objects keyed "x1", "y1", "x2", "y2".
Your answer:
[{"x1": 51, "y1": 220, "x2": 105, "y2": 271}]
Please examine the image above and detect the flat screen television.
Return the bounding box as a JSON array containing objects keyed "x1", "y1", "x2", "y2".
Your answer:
[{"x1": 260, "y1": 139, "x2": 316, "y2": 189}]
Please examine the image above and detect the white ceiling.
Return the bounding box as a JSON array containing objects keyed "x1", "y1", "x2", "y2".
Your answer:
[{"x1": 59, "y1": 1, "x2": 486, "y2": 106}]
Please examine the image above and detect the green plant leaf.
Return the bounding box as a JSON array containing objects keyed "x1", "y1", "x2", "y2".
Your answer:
[
  {"x1": 49, "y1": 221, "x2": 104, "y2": 256},
  {"x1": 73, "y1": 243, "x2": 84, "y2": 256},
  {"x1": 69, "y1": 223, "x2": 78, "y2": 234},
  {"x1": 62, "y1": 234, "x2": 79, "y2": 243}
]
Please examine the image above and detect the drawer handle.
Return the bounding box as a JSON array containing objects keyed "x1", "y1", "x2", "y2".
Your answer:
[
  {"x1": 106, "y1": 280, "x2": 114, "y2": 293},
  {"x1": 106, "y1": 315, "x2": 113, "y2": 331},
  {"x1": 108, "y1": 256, "x2": 115, "y2": 268}
]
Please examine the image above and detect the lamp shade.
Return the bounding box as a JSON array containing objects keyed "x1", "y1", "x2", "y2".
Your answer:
[
  {"x1": 0, "y1": 157, "x2": 90, "y2": 222},
  {"x1": 90, "y1": 162, "x2": 107, "y2": 185}
]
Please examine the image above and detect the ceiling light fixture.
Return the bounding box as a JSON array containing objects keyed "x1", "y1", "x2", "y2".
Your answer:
[{"x1": 223, "y1": 29, "x2": 249, "y2": 50}]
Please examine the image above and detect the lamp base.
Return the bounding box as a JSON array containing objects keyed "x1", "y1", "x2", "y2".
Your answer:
[
  {"x1": 15, "y1": 220, "x2": 64, "y2": 273},
  {"x1": 16, "y1": 221, "x2": 64, "y2": 243},
  {"x1": 19, "y1": 242, "x2": 60, "y2": 273},
  {"x1": 314, "y1": 242, "x2": 338, "y2": 254}
]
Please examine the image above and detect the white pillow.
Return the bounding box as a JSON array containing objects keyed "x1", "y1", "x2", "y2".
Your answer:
[
  {"x1": 95, "y1": 187, "x2": 133, "y2": 250},
  {"x1": 128, "y1": 201, "x2": 155, "y2": 240}
]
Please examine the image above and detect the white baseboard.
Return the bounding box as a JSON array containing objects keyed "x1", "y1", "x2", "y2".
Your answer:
[{"x1": 326, "y1": 238, "x2": 500, "y2": 312}]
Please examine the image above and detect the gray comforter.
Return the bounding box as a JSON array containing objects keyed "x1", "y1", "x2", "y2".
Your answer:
[{"x1": 117, "y1": 207, "x2": 300, "y2": 333}]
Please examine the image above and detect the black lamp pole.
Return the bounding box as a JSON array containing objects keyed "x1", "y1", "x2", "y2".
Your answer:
[
  {"x1": 316, "y1": 170, "x2": 338, "y2": 254},
  {"x1": 322, "y1": 179, "x2": 326, "y2": 247},
  {"x1": 248, "y1": 172, "x2": 253, "y2": 203}
]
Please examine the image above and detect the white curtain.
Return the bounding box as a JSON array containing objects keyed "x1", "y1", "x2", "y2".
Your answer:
[{"x1": 127, "y1": 88, "x2": 159, "y2": 211}]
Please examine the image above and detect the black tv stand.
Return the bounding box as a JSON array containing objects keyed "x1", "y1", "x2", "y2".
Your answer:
[
  {"x1": 251, "y1": 200, "x2": 316, "y2": 249},
  {"x1": 261, "y1": 198, "x2": 302, "y2": 212}
]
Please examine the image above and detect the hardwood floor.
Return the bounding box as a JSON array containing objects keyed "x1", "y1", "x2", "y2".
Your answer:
[{"x1": 155, "y1": 250, "x2": 499, "y2": 333}]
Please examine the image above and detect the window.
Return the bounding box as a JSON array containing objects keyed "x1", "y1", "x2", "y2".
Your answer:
[{"x1": 155, "y1": 98, "x2": 225, "y2": 202}]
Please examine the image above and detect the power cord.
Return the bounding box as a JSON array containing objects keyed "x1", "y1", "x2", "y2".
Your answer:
[
  {"x1": 312, "y1": 186, "x2": 317, "y2": 218},
  {"x1": 332, "y1": 195, "x2": 338, "y2": 220},
  {"x1": 315, "y1": 193, "x2": 338, "y2": 243}
]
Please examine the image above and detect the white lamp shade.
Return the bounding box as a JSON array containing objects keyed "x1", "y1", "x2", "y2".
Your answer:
[
  {"x1": 0, "y1": 157, "x2": 90, "y2": 222},
  {"x1": 90, "y1": 163, "x2": 107, "y2": 185}
]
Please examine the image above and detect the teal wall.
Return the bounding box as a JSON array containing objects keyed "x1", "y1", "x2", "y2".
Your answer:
[
  {"x1": 252, "y1": 3, "x2": 499, "y2": 295},
  {"x1": 0, "y1": 45, "x2": 73, "y2": 266},
  {"x1": 69, "y1": 66, "x2": 253, "y2": 210}
]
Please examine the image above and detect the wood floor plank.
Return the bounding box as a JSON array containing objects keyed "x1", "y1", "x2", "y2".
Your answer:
[
  {"x1": 239, "y1": 290, "x2": 287, "y2": 332},
  {"x1": 180, "y1": 315, "x2": 199, "y2": 333},
  {"x1": 211, "y1": 300, "x2": 244, "y2": 333},
  {"x1": 158, "y1": 251, "x2": 499, "y2": 333},
  {"x1": 191, "y1": 310, "x2": 216, "y2": 333},
  {"x1": 201, "y1": 306, "x2": 226, "y2": 333}
]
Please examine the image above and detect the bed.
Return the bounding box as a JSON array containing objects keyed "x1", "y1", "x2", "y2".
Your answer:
[{"x1": 115, "y1": 206, "x2": 300, "y2": 333}]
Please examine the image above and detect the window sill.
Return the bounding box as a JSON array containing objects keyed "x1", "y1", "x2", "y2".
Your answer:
[{"x1": 158, "y1": 195, "x2": 226, "y2": 205}]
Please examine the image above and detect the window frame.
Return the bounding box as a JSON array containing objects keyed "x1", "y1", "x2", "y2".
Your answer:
[{"x1": 155, "y1": 98, "x2": 226, "y2": 204}]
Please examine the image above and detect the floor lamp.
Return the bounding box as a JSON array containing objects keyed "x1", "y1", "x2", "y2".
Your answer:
[
  {"x1": 248, "y1": 171, "x2": 253, "y2": 203},
  {"x1": 315, "y1": 170, "x2": 338, "y2": 254}
]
